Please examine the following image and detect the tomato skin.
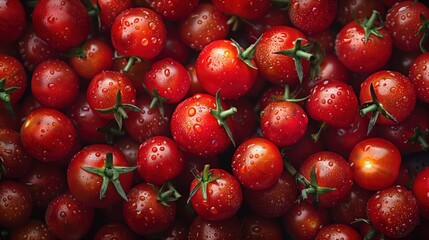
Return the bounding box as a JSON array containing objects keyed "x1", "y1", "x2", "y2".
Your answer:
[
  {"x1": 9, "y1": 219, "x2": 55, "y2": 240},
  {"x1": 136, "y1": 136, "x2": 185, "y2": 185},
  {"x1": 0, "y1": 54, "x2": 27, "y2": 105},
  {"x1": 212, "y1": 0, "x2": 270, "y2": 19},
  {"x1": 367, "y1": 185, "x2": 419, "y2": 238},
  {"x1": 86, "y1": 70, "x2": 137, "y2": 120},
  {"x1": 243, "y1": 170, "x2": 298, "y2": 218},
  {"x1": 195, "y1": 39, "x2": 257, "y2": 100},
  {"x1": 385, "y1": 1, "x2": 429, "y2": 51},
  {"x1": 315, "y1": 224, "x2": 361, "y2": 240},
  {"x1": 335, "y1": 18, "x2": 392, "y2": 73},
  {"x1": 146, "y1": 0, "x2": 199, "y2": 21},
  {"x1": 288, "y1": 0, "x2": 337, "y2": 34},
  {"x1": 282, "y1": 201, "x2": 330, "y2": 240},
  {"x1": 179, "y1": 3, "x2": 230, "y2": 51},
  {"x1": 0, "y1": 0, "x2": 26, "y2": 43},
  {"x1": 31, "y1": 59, "x2": 80, "y2": 109},
  {"x1": 336, "y1": 0, "x2": 387, "y2": 27},
  {"x1": 170, "y1": 93, "x2": 235, "y2": 157},
  {"x1": 409, "y1": 52, "x2": 429, "y2": 103},
  {"x1": 45, "y1": 192, "x2": 94, "y2": 240},
  {"x1": 67, "y1": 144, "x2": 135, "y2": 208},
  {"x1": 122, "y1": 183, "x2": 177, "y2": 237},
  {"x1": 32, "y1": 0, "x2": 90, "y2": 51},
  {"x1": 188, "y1": 215, "x2": 241, "y2": 240},
  {"x1": 299, "y1": 151, "x2": 354, "y2": 208},
  {"x1": 306, "y1": 79, "x2": 358, "y2": 128},
  {"x1": 0, "y1": 128, "x2": 32, "y2": 179},
  {"x1": 144, "y1": 57, "x2": 191, "y2": 104},
  {"x1": 348, "y1": 138, "x2": 401, "y2": 191},
  {"x1": 413, "y1": 167, "x2": 429, "y2": 210},
  {"x1": 111, "y1": 7, "x2": 166, "y2": 60},
  {"x1": 231, "y1": 137, "x2": 283, "y2": 190},
  {"x1": 94, "y1": 223, "x2": 139, "y2": 240},
  {"x1": 254, "y1": 26, "x2": 310, "y2": 86},
  {"x1": 260, "y1": 100, "x2": 308, "y2": 147},
  {"x1": 94, "y1": 0, "x2": 133, "y2": 32},
  {"x1": 69, "y1": 38, "x2": 114, "y2": 80},
  {"x1": 0, "y1": 181, "x2": 33, "y2": 228},
  {"x1": 20, "y1": 108, "x2": 77, "y2": 162},
  {"x1": 189, "y1": 168, "x2": 242, "y2": 221},
  {"x1": 241, "y1": 214, "x2": 283, "y2": 240},
  {"x1": 359, "y1": 70, "x2": 416, "y2": 125}
]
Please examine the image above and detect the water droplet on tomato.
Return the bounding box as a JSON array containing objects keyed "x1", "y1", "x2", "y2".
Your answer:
[{"x1": 141, "y1": 38, "x2": 149, "y2": 46}]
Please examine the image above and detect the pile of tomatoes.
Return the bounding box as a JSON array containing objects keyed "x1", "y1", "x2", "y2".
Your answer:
[{"x1": 1, "y1": 0, "x2": 429, "y2": 239}]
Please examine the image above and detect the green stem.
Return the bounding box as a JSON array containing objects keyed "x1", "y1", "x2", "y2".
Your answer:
[
  {"x1": 359, "y1": 103, "x2": 378, "y2": 116},
  {"x1": 123, "y1": 57, "x2": 136, "y2": 73}
]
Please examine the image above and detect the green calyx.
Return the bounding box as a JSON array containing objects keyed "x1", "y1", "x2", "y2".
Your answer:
[
  {"x1": 296, "y1": 165, "x2": 335, "y2": 209},
  {"x1": 150, "y1": 182, "x2": 182, "y2": 207},
  {"x1": 81, "y1": 152, "x2": 138, "y2": 201},
  {"x1": 187, "y1": 164, "x2": 221, "y2": 204},
  {"x1": 272, "y1": 84, "x2": 309, "y2": 103},
  {"x1": 209, "y1": 90, "x2": 237, "y2": 147},
  {"x1": 274, "y1": 38, "x2": 314, "y2": 84},
  {"x1": 231, "y1": 35, "x2": 262, "y2": 70},
  {"x1": 147, "y1": 88, "x2": 169, "y2": 119},
  {"x1": 417, "y1": 14, "x2": 429, "y2": 53},
  {"x1": 96, "y1": 121, "x2": 126, "y2": 145},
  {"x1": 96, "y1": 90, "x2": 142, "y2": 131},
  {"x1": 407, "y1": 126, "x2": 429, "y2": 151},
  {"x1": 0, "y1": 156, "x2": 7, "y2": 180},
  {"x1": 0, "y1": 78, "x2": 19, "y2": 117},
  {"x1": 359, "y1": 83, "x2": 398, "y2": 135},
  {"x1": 355, "y1": 10, "x2": 384, "y2": 43}
]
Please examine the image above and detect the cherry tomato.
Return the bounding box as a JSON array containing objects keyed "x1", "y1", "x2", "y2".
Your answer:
[
  {"x1": 20, "y1": 107, "x2": 77, "y2": 162},
  {"x1": 32, "y1": 0, "x2": 90, "y2": 51},
  {"x1": 146, "y1": 0, "x2": 198, "y2": 21},
  {"x1": 315, "y1": 224, "x2": 361, "y2": 240},
  {"x1": 111, "y1": 7, "x2": 167, "y2": 60},
  {"x1": 409, "y1": 52, "x2": 429, "y2": 103},
  {"x1": 0, "y1": 181, "x2": 33, "y2": 228},
  {"x1": 212, "y1": 0, "x2": 270, "y2": 20},
  {"x1": 413, "y1": 167, "x2": 429, "y2": 211},
  {"x1": 0, "y1": 128, "x2": 32, "y2": 179},
  {"x1": 348, "y1": 137, "x2": 401, "y2": 191},
  {"x1": 0, "y1": 0, "x2": 26, "y2": 43},
  {"x1": 9, "y1": 219, "x2": 55, "y2": 240},
  {"x1": 367, "y1": 185, "x2": 419, "y2": 238}
]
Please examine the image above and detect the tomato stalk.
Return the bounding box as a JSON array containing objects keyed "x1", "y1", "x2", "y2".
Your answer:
[
  {"x1": 408, "y1": 126, "x2": 429, "y2": 151},
  {"x1": 81, "y1": 152, "x2": 138, "y2": 201},
  {"x1": 96, "y1": 90, "x2": 142, "y2": 130},
  {"x1": 273, "y1": 84, "x2": 309, "y2": 102},
  {"x1": 151, "y1": 182, "x2": 181, "y2": 207},
  {"x1": 85, "y1": 0, "x2": 102, "y2": 31},
  {"x1": 281, "y1": 149, "x2": 297, "y2": 176},
  {"x1": 311, "y1": 122, "x2": 328, "y2": 142},
  {"x1": 0, "y1": 78, "x2": 19, "y2": 116},
  {"x1": 0, "y1": 156, "x2": 6, "y2": 180},
  {"x1": 417, "y1": 14, "x2": 429, "y2": 52},
  {"x1": 231, "y1": 35, "x2": 262, "y2": 69},
  {"x1": 97, "y1": 121, "x2": 126, "y2": 145},
  {"x1": 147, "y1": 88, "x2": 169, "y2": 119},
  {"x1": 352, "y1": 219, "x2": 379, "y2": 240},
  {"x1": 296, "y1": 165, "x2": 335, "y2": 209},
  {"x1": 355, "y1": 10, "x2": 384, "y2": 43},
  {"x1": 274, "y1": 38, "x2": 314, "y2": 84},
  {"x1": 187, "y1": 164, "x2": 221, "y2": 204},
  {"x1": 210, "y1": 90, "x2": 237, "y2": 146},
  {"x1": 359, "y1": 83, "x2": 398, "y2": 135}
]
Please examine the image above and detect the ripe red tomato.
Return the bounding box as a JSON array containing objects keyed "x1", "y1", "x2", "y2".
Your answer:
[
  {"x1": 136, "y1": 136, "x2": 185, "y2": 185},
  {"x1": 409, "y1": 52, "x2": 429, "y2": 103},
  {"x1": 111, "y1": 7, "x2": 167, "y2": 60},
  {"x1": 306, "y1": 79, "x2": 358, "y2": 128},
  {"x1": 0, "y1": 128, "x2": 32, "y2": 179},
  {"x1": 0, "y1": 0, "x2": 26, "y2": 43},
  {"x1": 241, "y1": 214, "x2": 283, "y2": 240},
  {"x1": 0, "y1": 54, "x2": 27, "y2": 113},
  {"x1": 367, "y1": 185, "x2": 419, "y2": 238},
  {"x1": 31, "y1": 59, "x2": 80, "y2": 109},
  {"x1": 146, "y1": 0, "x2": 198, "y2": 21},
  {"x1": 9, "y1": 219, "x2": 55, "y2": 240},
  {"x1": 93, "y1": 0, "x2": 133, "y2": 32},
  {"x1": 170, "y1": 93, "x2": 236, "y2": 157},
  {"x1": 122, "y1": 183, "x2": 177, "y2": 237},
  {"x1": 348, "y1": 137, "x2": 401, "y2": 191},
  {"x1": 188, "y1": 165, "x2": 242, "y2": 221},
  {"x1": 385, "y1": 1, "x2": 429, "y2": 52},
  {"x1": 413, "y1": 167, "x2": 429, "y2": 210},
  {"x1": 179, "y1": 3, "x2": 230, "y2": 51},
  {"x1": 298, "y1": 151, "x2": 354, "y2": 208},
  {"x1": 288, "y1": 0, "x2": 338, "y2": 34},
  {"x1": 254, "y1": 26, "x2": 311, "y2": 85},
  {"x1": 212, "y1": 0, "x2": 270, "y2": 20},
  {"x1": 32, "y1": 0, "x2": 90, "y2": 51},
  {"x1": 20, "y1": 107, "x2": 77, "y2": 162},
  {"x1": 260, "y1": 99, "x2": 308, "y2": 147},
  {"x1": 188, "y1": 215, "x2": 242, "y2": 240},
  {"x1": 67, "y1": 144, "x2": 136, "y2": 208},
  {"x1": 315, "y1": 224, "x2": 361, "y2": 240},
  {"x1": 0, "y1": 181, "x2": 33, "y2": 228},
  {"x1": 93, "y1": 223, "x2": 138, "y2": 240},
  {"x1": 359, "y1": 70, "x2": 416, "y2": 132},
  {"x1": 45, "y1": 192, "x2": 94, "y2": 240},
  {"x1": 231, "y1": 137, "x2": 283, "y2": 190},
  {"x1": 243, "y1": 170, "x2": 298, "y2": 218},
  {"x1": 195, "y1": 39, "x2": 257, "y2": 99},
  {"x1": 69, "y1": 38, "x2": 114, "y2": 80},
  {"x1": 335, "y1": 11, "x2": 392, "y2": 73}
]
